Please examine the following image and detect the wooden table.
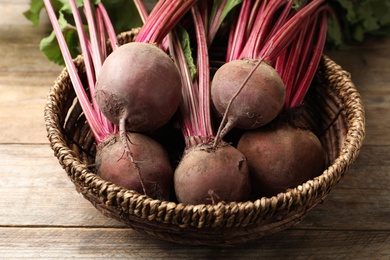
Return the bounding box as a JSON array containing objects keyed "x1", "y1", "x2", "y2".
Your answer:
[{"x1": 1, "y1": 1, "x2": 389, "y2": 258}]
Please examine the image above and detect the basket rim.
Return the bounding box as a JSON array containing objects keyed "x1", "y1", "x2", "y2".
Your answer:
[{"x1": 44, "y1": 30, "x2": 365, "y2": 231}]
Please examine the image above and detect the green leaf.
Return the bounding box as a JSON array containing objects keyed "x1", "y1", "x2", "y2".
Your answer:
[
  {"x1": 326, "y1": 12, "x2": 344, "y2": 48},
  {"x1": 23, "y1": 0, "x2": 44, "y2": 26},
  {"x1": 178, "y1": 26, "x2": 197, "y2": 79},
  {"x1": 25, "y1": 0, "x2": 144, "y2": 65},
  {"x1": 210, "y1": 0, "x2": 243, "y2": 27},
  {"x1": 102, "y1": 0, "x2": 143, "y2": 32},
  {"x1": 39, "y1": 10, "x2": 79, "y2": 66},
  {"x1": 23, "y1": 0, "x2": 67, "y2": 25},
  {"x1": 328, "y1": 0, "x2": 390, "y2": 43}
]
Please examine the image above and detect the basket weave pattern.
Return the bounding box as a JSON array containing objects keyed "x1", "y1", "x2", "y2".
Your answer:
[{"x1": 44, "y1": 29, "x2": 365, "y2": 246}]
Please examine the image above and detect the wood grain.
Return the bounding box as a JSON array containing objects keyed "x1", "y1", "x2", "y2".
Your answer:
[{"x1": 0, "y1": 228, "x2": 388, "y2": 258}]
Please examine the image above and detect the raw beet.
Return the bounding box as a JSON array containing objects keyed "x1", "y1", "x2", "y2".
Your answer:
[
  {"x1": 174, "y1": 142, "x2": 250, "y2": 205},
  {"x1": 211, "y1": 59, "x2": 286, "y2": 131},
  {"x1": 95, "y1": 42, "x2": 182, "y2": 133},
  {"x1": 95, "y1": 132, "x2": 173, "y2": 201},
  {"x1": 237, "y1": 122, "x2": 324, "y2": 197}
]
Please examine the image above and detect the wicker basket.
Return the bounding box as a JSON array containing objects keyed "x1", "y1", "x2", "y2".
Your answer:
[{"x1": 44, "y1": 29, "x2": 365, "y2": 246}]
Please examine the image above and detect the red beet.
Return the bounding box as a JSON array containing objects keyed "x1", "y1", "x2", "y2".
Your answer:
[
  {"x1": 237, "y1": 122, "x2": 324, "y2": 197},
  {"x1": 174, "y1": 142, "x2": 250, "y2": 205},
  {"x1": 211, "y1": 59, "x2": 286, "y2": 138},
  {"x1": 95, "y1": 133, "x2": 173, "y2": 200},
  {"x1": 95, "y1": 42, "x2": 182, "y2": 133}
]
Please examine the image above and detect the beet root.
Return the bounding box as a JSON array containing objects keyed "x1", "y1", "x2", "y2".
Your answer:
[
  {"x1": 95, "y1": 42, "x2": 182, "y2": 133},
  {"x1": 95, "y1": 133, "x2": 173, "y2": 201},
  {"x1": 237, "y1": 122, "x2": 324, "y2": 197},
  {"x1": 211, "y1": 59, "x2": 285, "y2": 133},
  {"x1": 174, "y1": 142, "x2": 250, "y2": 205}
]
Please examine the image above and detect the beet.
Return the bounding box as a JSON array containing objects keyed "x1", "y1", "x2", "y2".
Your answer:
[
  {"x1": 237, "y1": 122, "x2": 324, "y2": 197},
  {"x1": 174, "y1": 142, "x2": 250, "y2": 205},
  {"x1": 95, "y1": 42, "x2": 182, "y2": 133},
  {"x1": 211, "y1": 59, "x2": 286, "y2": 136},
  {"x1": 95, "y1": 132, "x2": 173, "y2": 201}
]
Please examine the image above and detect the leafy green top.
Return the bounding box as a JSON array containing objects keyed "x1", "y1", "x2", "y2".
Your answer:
[{"x1": 24, "y1": 0, "x2": 145, "y2": 65}]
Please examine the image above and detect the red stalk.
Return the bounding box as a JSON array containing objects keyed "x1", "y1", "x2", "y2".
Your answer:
[
  {"x1": 95, "y1": 7, "x2": 107, "y2": 60},
  {"x1": 136, "y1": 0, "x2": 198, "y2": 44},
  {"x1": 84, "y1": 1, "x2": 103, "y2": 75},
  {"x1": 133, "y1": 0, "x2": 149, "y2": 23},
  {"x1": 273, "y1": 5, "x2": 330, "y2": 109},
  {"x1": 43, "y1": 0, "x2": 110, "y2": 143},
  {"x1": 192, "y1": 5, "x2": 213, "y2": 138},
  {"x1": 208, "y1": 0, "x2": 227, "y2": 45},
  {"x1": 226, "y1": 0, "x2": 252, "y2": 61},
  {"x1": 260, "y1": 0, "x2": 294, "y2": 53},
  {"x1": 68, "y1": 0, "x2": 95, "y2": 102},
  {"x1": 168, "y1": 30, "x2": 200, "y2": 146},
  {"x1": 246, "y1": 0, "x2": 263, "y2": 36},
  {"x1": 290, "y1": 8, "x2": 329, "y2": 108},
  {"x1": 96, "y1": 3, "x2": 119, "y2": 52},
  {"x1": 168, "y1": 4, "x2": 213, "y2": 147},
  {"x1": 242, "y1": 0, "x2": 288, "y2": 59},
  {"x1": 277, "y1": 23, "x2": 309, "y2": 110},
  {"x1": 44, "y1": 0, "x2": 129, "y2": 141},
  {"x1": 259, "y1": 0, "x2": 326, "y2": 62}
]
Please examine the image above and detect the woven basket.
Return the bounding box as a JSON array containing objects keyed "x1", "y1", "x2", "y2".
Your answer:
[{"x1": 44, "y1": 29, "x2": 365, "y2": 246}]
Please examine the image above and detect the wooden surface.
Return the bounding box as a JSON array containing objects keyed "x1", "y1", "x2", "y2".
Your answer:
[{"x1": 0, "y1": 1, "x2": 389, "y2": 258}]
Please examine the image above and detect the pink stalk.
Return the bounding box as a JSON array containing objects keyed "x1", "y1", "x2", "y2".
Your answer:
[
  {"x1": 246, "y1": 0, "x2": 264, "y2": 36},
  {"x1": 199, "y1": 1, "x2": 210, "y2": 36},
  {"x1": 261, "y1": 0, "x2": 294, "y2": 51},
  {"x1": 136, "y1": 0, "x2": 198, "y2": 44},
  {"x1": 133, "y1": 0, "x2": 149, "y2": 23},
  {"x1": 84, "y1": 0, "x2": 103, "y2": 75},
  {"x1": 168, "y1": 4, "x2": 213, "y2": 147},
  {"x1": 68, "y1": 0, "x2": 96, "y2": 103},
  {"x1": 70, "y1": 0, "x2": 115, "y2": 134},
  {"x1": 290, "y1": 21, "x2": 318, "y2": 96},
  {"x1": 168, "y1": 30, "x2": 201, "y2": 146},
  {"x1": 96, "y1": 3, "x2": 119, "y2": 51},
  {"x1": 290, "y1": 8, "x2": 328, "y2": 107},
  {"x1": 241, "y1": 0, "x2": 288, "y2": 59},
  {"x1": 158, "y1": 1, "x2": 200, "y2": 44},
  {"x1": 226, "y1": 0, "x2": 252, "y2": 61},
  {"x1": 273, "y1": 4, "x2": 330, "y2": 109},
  {"x1": 43, "y1": 0, "x2": 109, "y2": 143},
  {"x1": 277, "y1": 23, "x2": 308, "y2": 109},
  {"x1": 192, "y1": 5, "x2": 213, "y2": 137},
  {"x1": 208, "y1": 0, "x2": 227, "y2": 45},
  {"x1": 95, "y1": 2, "x2": 120, "y2": 134},
  {"x1": 80, "y1": 1, "x2": 117, "y2": 134},
  {"x1": 259, "y1": 0, "x2": 326, "y2": 62},
  {"x1": 139, "y1": 1, "x2": 177, "y2": 43},
  {"x1": 95, "y1": 6, "x2": 107, "y2": 60}
]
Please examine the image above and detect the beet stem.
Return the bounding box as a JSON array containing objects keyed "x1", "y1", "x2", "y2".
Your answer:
[
  {"x1": 192, "y1": 5, "x2": 214, "y2": 138},
  {"x1": 133, "y1": 0, "x2": 149, "y2": 23},
  {"x1": 43, "y1": 0, "x2": 109, "y2": 143},
  {"x1": 136, "y1": 0, "x2": 198, "y2": 44}
]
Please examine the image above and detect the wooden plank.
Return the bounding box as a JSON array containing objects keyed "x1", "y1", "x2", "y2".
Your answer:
[
  {"x1": 0, "y1": 84, "x2": 56, "y2": 144},
  {"x1": 0, "y1": 144, "x2": 125, "y2": 227},
  {"x1": 0, "y1": 227, "x2": 388, "y2": 258},
  {"x1": 326, "y1": 38, "x2": 390, "y2": 146},
  {"x1": 0, "y1": 2, "x2": 62, "y2": 145},
  {"x1": 0, "y1": 1, "x2": 52, "y2": 44},
  {"x1": 0, "y1": 144, "x2": 388, "y2": 231},
  {"x1": 0, "y1": 2, "x2": 388, "y2": 258}
]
